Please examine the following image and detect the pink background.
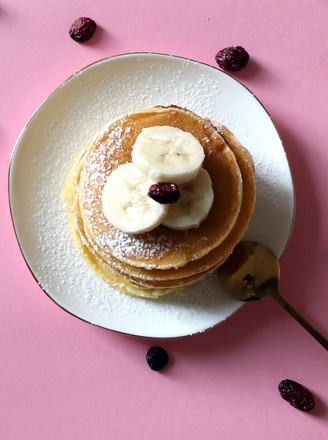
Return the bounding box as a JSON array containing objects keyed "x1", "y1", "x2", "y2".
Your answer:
[{"x1": 1, "y1": 0, "x2": 328, "y2": 438}]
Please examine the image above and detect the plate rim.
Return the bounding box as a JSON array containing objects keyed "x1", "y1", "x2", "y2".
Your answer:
[{"x1": 8, "y1": 52, "x2": 295, "y2": 338}]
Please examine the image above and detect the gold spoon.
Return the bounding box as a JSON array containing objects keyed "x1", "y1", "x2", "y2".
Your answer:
[{"x1": 218, "y1": 241, "x2": 328, "y2": 350}]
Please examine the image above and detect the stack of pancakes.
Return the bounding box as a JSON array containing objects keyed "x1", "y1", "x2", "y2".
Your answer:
[{"x1": 64, "y1": 106, "x2": 256, "y2": 298}]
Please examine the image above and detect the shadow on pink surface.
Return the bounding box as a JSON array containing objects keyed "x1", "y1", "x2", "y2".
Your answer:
[
  {"x1": 274, "y1": 120, "x2": 322, "y2": 312},
  {"x1": 225, "y1": 57, "x2": 277, "y2": 87}
]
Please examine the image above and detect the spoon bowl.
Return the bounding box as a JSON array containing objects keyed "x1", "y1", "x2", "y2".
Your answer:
[{"x1": 218, "y1": 241, "x2": 328, "y2": 350}]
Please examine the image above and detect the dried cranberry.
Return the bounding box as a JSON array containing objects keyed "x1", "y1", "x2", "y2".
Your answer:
[
  {"x1": 146, "y1": 347, "x2": 169, "y2": 371},
  {"x1": 69, "y1": 17, "x2": 97, "y2": 42},
  {"x1": 278, "y1": 379, "x2": 315, "y2": 411},
  {"x1": 148, "y1": 182, "x2": 180, "y2": 204},
  {"x1": 215, "y1": 46, "x2": 249, "y2": 72}
]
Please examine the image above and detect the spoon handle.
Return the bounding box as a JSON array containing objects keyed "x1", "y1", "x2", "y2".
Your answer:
[{"x1": 272, "y1": 290, "x2": 328, "y2": 350}]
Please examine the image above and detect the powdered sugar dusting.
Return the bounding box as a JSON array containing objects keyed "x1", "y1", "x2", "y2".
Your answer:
[{"x1": 10, "y1": 54, "x2": 294, "y2": 337}]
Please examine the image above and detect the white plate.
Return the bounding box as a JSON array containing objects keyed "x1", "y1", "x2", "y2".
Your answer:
[{"x1": 9, "y1": 53, "x2": 295, "y2": 338}]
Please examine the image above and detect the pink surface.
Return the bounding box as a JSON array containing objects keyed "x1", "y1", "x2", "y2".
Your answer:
[{"x1": 1, "y1": 0, "x2": 328, "y2": 438}]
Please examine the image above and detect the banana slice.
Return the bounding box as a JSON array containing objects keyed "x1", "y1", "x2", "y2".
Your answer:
[
  {"x1": 162, "y1": 169, "x2": 214, "y2": 230},
  {"x1": 131, "y1": 126, "x2": 205, "y2": 184},
  {"x1": 102, "y1": 163, "x2": 169, "y2": 234}
]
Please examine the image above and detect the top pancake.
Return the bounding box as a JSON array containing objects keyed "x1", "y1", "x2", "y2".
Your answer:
[{"x1": 76, "y1": 106, "x2": 243, "y2": 270}]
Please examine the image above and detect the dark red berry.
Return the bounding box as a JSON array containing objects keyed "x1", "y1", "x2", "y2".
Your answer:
[
  {"x1": 69, "y1": 17, "x2": 97, "y2": 42},
  {"x1": 215, "y1": 46, "x2": 249, "y2": 72},
  {"x1": 278, "y1": 379, "x2": 315, "y2": 412},
  {"x1": 146, "y1": 347, "x2": 169, "y2": 371},
  {"x1": 148, "y1": 182, "x2": 180, "y2": 204}
]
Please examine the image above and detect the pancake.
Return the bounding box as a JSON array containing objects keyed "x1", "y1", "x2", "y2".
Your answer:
[
  {"x1": 77, "y1": 106, "x2": 243, "y2": 269},
  {"x1": 64, "y1": 106, "x2": 255, "y2": 298}
]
